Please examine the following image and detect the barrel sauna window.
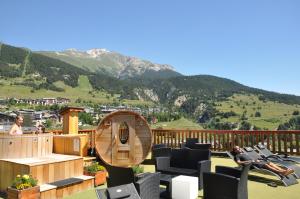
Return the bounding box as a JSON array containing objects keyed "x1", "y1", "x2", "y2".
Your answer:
[{"x1": 119, "y1": 122, "x2": 129, "y2": 144}]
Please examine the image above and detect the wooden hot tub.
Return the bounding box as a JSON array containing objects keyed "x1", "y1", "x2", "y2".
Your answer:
[{"x1": 0, "y1": 133, "x2": 53, "y2": 159}]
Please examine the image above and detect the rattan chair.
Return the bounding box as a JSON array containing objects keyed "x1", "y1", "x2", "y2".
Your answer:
[
  {"x1": 105, "y1": 164, "x2": 161, "y2": 199},
  {"x1": 203, "y1": 164, "x2": 251, "y2": 199},
  {"x1": 155, "y1": 147, "x2": 211, "y2": 190}
]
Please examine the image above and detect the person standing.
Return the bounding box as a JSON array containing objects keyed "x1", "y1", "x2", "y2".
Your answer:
[{"x1": 8, "y1": 115, "x2": 24, "y2": 135}]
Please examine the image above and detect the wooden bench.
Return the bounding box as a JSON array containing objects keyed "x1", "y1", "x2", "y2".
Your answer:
[
  {"x1": 49, "y1": 178, "x2": 83, "y2": 188},
  {"x1": 40, "y1": 176, "x2": 94, "y2": 199}
]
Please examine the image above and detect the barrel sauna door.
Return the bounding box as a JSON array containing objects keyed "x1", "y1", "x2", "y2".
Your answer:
[{"x1": 111, "y1": 114, "x2": 135, "y2": 166}]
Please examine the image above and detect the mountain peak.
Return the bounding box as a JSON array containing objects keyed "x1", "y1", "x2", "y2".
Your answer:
[
  {"x1": 86, "y1": 48, "x2": 110, "y2": 57},
  {"x1": 65, "y1": 48, "x2": 78, "y2": 52},
  {"x1": 38, "y1": 46, "x2": 181, "y2": 78}
]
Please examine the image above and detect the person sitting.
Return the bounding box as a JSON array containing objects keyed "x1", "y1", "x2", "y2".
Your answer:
[
  {"x1": 232, "y1": 146, "x2": 294, "y2": 176},
  {"x1": 35, "y1": 124, "x2": 45, "y2": 134},
  {"x1": 8, "y1": 115, "x2": 24, "y2": 135}
]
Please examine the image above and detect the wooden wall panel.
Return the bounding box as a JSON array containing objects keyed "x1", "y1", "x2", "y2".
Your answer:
[
  {"x1": 53, "y1": 135, "x2": 88, "y2": 156},
  {"x1": 30, "y1": 137, "x2": 39, "y2": 157},
  {"x1": 53, "y1": 136, "x2": 64, "y2": 155},
  {"x1": 0, "y1": 156, "x2": 83, "y2": 191},
  {"x1": 0, "y1": 134, "x2": 53, "y2": 159},
  {"x1": 48, "y1": 164, "x2": 55, "y2": 183},
  {"x1": 41, "y1": 188, "x2": 56, "y2": 199},
  {"x1": 0, "y1": 160, "x2": 30, "y2": 191}
]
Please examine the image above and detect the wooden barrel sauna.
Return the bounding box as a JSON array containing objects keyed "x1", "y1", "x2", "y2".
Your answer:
[
  {"x1": 0, "y1": 133, "x2": 53, "y2": 159},
  {"x1": 95, "y1": 110, "x2": 152, "y2": 167}
]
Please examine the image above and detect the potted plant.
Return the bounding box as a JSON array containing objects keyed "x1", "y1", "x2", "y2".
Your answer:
[
  {"x1": 132, "y1": 165, "x2": 144, "y2": 175},
  {"x1": 132, "y1": 165, "x2": 145, "y2": 181},
  {"x1": 7, "y1": 174, "x2": 40, "y2": 199},
  {"x1": 84, "y1": 162, "x2": 107, "y2": 186}
]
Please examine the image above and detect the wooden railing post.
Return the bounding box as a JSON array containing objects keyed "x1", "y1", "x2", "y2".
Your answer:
[
  {"x1": 272, "y1": 132, "x2": 276, "y2": 153},
  {"x1": 284, "y1": 132, "x2": 288, "y2": 154},
  {"x1": 289, "y1": 133, "x2": 293, "y2": 155},
  {"x1": 296, "y1": 133, "x2": 300, "y2": 155},
  {"x1": 266, "y1": 131, "x2": 270, "y2": 150}
]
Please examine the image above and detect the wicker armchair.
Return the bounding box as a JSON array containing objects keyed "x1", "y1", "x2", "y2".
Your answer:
[
  {"x1": 106, "y1": 165, "x2": 135, "y2": 187},
  {"x1": 181, "y1": 138, "x2": 212, "y2": 150},
  {"x1": 180, "y1": 138, "x2": 198, "y2": 148},
  {"x1": 105, "y1": 164, "x2": 161, "y2": 199},
  {"x1": 203, "y1": 164, "x2": 251, "y2": 199},
  {"x1": 155, "y1": 147, "x2": 211, "y2": 190},
  {"x1": 151, "y1": 144, "x2": 171, "y2": 160},
  {"x1": 134, "y1": 172, "x2": 160, "y2": 199}
]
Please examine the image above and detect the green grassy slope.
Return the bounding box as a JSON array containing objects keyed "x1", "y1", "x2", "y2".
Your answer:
[
  {"x1": 0, "y1": 75, "x2": 153, "y2": 106},
  {"x1": 216, "y1": 94, "x2": 300, "y2": 130},
  {"x1": 151, "y1": 117, "x2": 203, "y2": 129}
]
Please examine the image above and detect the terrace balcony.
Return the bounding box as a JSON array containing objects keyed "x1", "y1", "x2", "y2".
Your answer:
[
  {"x1": 1, "y1": 128, "x2": 299, "y2": 199},
  {"x1": 49, "y1": 128, "x2": 300, "y2": 199}
]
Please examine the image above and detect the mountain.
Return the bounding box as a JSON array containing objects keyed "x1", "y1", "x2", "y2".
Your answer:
[
  {"x1": 1, "y1": 42, "x2": 300, "y2": 112},
  {"x1": 134, "y1": 75, "x2": 300, "y2": 106},
  {"x1": 38, "y1": 48, "x2": 182, "y2": 79},
  {"x1": 0, "y1": 43, "x2": 88, "y2": 90}
]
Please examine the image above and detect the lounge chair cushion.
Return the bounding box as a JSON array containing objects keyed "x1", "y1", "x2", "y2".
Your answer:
[
  {"x1": 257, "y1": 144, "x2": 266, "y2": 150},
  {"x1": 244, "y1": 147, "x2": 253, "y2": 152},
  {"x1": 187, "y1": 149, "x2": 210, "y2": 169},
  {"x1": 170, "y1": 149, "x2": 187, "y2": 168}
]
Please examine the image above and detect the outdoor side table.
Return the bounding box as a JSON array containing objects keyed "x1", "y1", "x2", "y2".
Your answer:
[{"x1": 171, "y1": 175, "x2": 198, "y2": 199}]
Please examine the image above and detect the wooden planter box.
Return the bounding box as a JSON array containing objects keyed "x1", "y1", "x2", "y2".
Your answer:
[
  {"x1": 83, "y1": 171, "x2": 107, "y2": 186},
  {"x1": 7, "y1": 186, "x2": 40, "y2": 199}
]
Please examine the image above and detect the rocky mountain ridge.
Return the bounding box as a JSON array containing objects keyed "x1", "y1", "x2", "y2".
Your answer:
[{"x1": 38, "y1": 48, "x2": 180, "y2": 79}]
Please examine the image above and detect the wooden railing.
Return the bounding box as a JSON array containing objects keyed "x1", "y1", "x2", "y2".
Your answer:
[
  {"x1": 41, "y1": 129, "x2": 300, "y2": 156},
  {"x1": 152, "y1": 129, "x2": 300, "y2": 155}
]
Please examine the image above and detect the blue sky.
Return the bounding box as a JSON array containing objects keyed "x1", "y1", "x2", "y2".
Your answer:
[{"x1": 1, "y1": 0, "x2": 299, "y2": 95}]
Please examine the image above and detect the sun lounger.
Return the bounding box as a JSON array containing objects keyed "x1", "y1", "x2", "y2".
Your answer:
[
  {"x1": 243, "y1": 147, "x2": 300, "y2": 179},
  {"x1": 254, "y1": 144, "x2": 300, "y2": 164},
  {"x1": 226, "y1": 151, "x2": 298, "y2": 186}
]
